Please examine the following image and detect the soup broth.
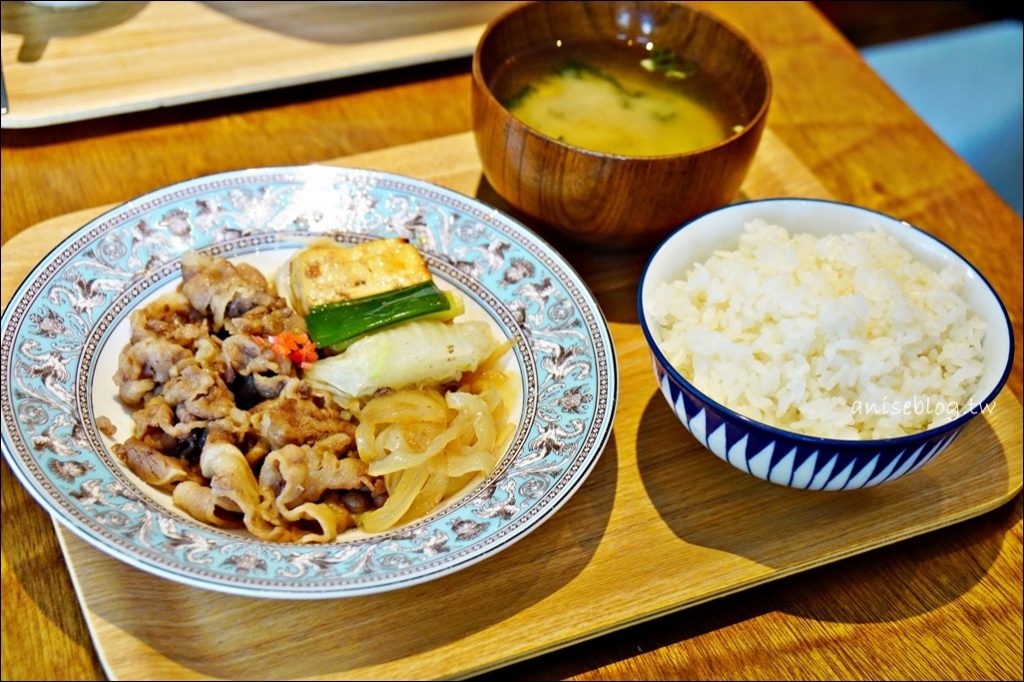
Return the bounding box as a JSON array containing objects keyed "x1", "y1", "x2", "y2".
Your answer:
[{"x1": 491, "y1": 42, "x2": 747, "y2": 157}]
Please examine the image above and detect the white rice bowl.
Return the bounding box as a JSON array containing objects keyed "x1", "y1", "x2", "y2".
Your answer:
[{"x1": 646, "y1": 218, "x2": 988, "y2": 440}]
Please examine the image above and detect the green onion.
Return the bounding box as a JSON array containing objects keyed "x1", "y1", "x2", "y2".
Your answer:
[
  {"x1": 501, "y1": 84, "x2": 536, "y2": 110},
  {"x1": 306, "y1": 281, "x2": 463, "y2": 351},
  {"x1": 640, "y1": 49, "x2": 697, "y2": 81}
]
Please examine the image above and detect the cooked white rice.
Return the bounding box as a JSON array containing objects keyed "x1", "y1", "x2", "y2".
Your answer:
[{"x1": 649, "y1": 220, "x2": 987, "y2": 439}]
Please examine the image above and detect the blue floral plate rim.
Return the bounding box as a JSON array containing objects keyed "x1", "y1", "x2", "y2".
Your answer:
[{"x1": 1, "y1": 165, "x2": 619, "y2": 598}]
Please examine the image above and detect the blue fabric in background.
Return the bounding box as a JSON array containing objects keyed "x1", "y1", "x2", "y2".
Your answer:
[{"x1": 863, "y1": 20, "x2": 1023, "y2": 215}]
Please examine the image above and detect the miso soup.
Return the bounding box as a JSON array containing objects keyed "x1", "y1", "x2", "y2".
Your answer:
[{"x1": 491, "y1": 42, "x2": 747, "y2": 157}]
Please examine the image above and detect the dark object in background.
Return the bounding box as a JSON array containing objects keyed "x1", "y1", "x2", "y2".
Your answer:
[{"x1": 815, "y1": 1, "x2": 1021, "y2": 46}]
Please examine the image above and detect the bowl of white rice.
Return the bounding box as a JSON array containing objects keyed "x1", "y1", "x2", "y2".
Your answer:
[{"x1": 637, "y1": 198, "x2": 1013, "y2": 490}]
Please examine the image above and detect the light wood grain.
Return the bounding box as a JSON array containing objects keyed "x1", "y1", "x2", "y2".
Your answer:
[
  {"x1": 2, "y1": 130, "x2": 1021, "y2": 680},
  {"x1": 0, "y1": 0, "x2": 519, "y2": 128},
  {"x1": 2, "y1": 2, "x2": 1021, "y2": 680}
]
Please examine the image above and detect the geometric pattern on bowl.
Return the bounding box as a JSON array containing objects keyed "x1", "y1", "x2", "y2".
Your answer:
[
  {"x1": 637, "y1": 198, "x2": 1014, "y2": 491},
  {"x1": 652, "y1": 358, "x2": 962, "y2": 490}
]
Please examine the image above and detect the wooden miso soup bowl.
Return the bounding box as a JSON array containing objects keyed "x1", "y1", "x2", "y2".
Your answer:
[{"x1": 471, "y1": 0, "x2": 772, "y2": 247}]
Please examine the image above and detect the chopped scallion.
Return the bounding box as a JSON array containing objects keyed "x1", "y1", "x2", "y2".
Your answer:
[{"x1": 306, "y1": 281, "x2": 462, "y2": 351}]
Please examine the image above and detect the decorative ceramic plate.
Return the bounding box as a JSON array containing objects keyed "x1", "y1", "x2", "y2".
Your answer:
[{"x1": 1, "y1": 166, "x2": 617, "y2": 598}]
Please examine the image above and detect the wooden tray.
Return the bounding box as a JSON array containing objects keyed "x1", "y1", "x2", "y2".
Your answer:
[
  {"x1": 2, "y1": 131, "x2": 1021, "y2": 681},
  {"x1": 0, "y1": 1, "x2": 519, "y2": 128}
]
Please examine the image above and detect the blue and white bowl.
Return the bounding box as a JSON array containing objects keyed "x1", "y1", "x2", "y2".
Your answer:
[{"x1": 637, "y1": 198, "x2": 1014, "y2": 490}]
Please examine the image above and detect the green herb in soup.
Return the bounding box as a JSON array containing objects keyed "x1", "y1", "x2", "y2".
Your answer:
[{"x1": 492, "y1": 43, "x2": 745, "y2": 157}]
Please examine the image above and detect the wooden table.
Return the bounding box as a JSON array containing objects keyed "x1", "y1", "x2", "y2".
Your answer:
[{"x1": 2, "y1": 2, "x2": 1021, "y2": 679}]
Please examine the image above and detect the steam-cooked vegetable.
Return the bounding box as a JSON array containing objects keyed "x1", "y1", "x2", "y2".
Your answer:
[
  {"x1": 305, "y1": 281, "x2": 464, "y2": 350},
  {"x1": 353, "y1": 385, "x2": 511, "y2": 533},
  {"x1": 304, "y1": 320, "x2": 497, "y2": 399}
]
